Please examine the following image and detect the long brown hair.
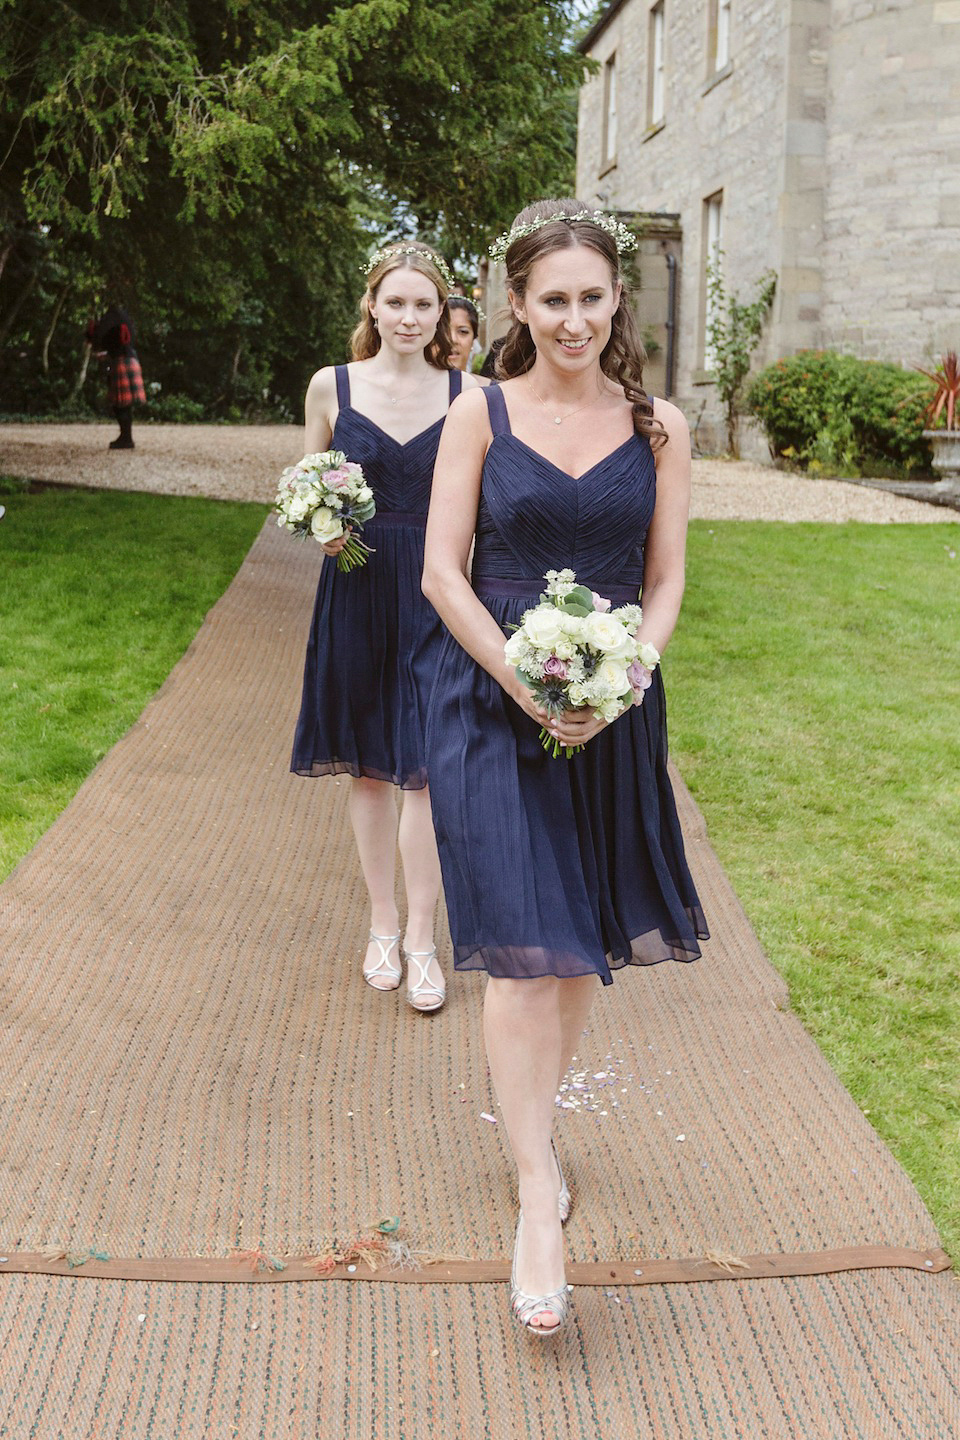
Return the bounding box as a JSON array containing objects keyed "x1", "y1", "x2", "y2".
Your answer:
[
  {"x1": 496, "y1": 198, "x2": 665, "y2": 448},
  {"x1": 350, "y1": 245, "x2": 454, "y2": 369}
]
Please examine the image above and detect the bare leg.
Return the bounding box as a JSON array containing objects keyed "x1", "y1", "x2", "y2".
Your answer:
[
  {"x1": 484, "y1": 973, "x2": 597, "y2": 1329},
  {"x1": 398, "y1": 785, "x2": 443, "y2": 999},
  {"x1": 556, "y1": 977, "x2": 600, "y2": 1093},
  {"x1": 349, "y1": 776, "x2": 400, "y2": 988}
]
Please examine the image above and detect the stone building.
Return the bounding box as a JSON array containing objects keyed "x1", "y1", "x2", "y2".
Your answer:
[{"x1": 576, "y1": 0, "x2": 960, "y2": 453}]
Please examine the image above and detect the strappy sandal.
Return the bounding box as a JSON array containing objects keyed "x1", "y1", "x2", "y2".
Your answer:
[
  {"x1": 552, "y1": 1137, "x2": 572, "y2": 1225},
  {"x1": 510, "y1": 1213, "x2": 571, "y2": 1337},
  {"x1": 363, "y1": 930, "x2": 402, "y2": 991},
  {"x1": 404, "y1": 944, "x2": 445, "y2": 1013}
]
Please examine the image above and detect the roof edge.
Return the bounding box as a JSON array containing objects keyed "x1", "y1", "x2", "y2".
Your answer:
[{"x1": 578, "y1": 0, "x2": 631, "y2": 54}]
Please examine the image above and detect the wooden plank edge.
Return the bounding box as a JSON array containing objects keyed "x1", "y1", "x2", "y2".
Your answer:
[{"x1": 0, "y1": 1245, "x2": 950, "y2": 1286}]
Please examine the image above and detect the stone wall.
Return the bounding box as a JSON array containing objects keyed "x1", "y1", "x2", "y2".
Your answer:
[
  {"x1": 576, "y1": 0, "x2": 960, "y2": 453},
  {"x1": 821, "y1": 0, "x2": 960, "y2": 366},
  {"x1": 577, "y1": 0, "x2": 789, "y2": 447}
]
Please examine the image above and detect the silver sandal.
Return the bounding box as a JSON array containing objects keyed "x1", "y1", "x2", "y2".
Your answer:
[
  {"x1": 363, "y1": 930, "x2": 402, "y2": 991},
  {"x1": 404, "y1": 944, "x2": 445, "y2": 1013},
  {"x1": 510, "y1": 1213, "x2": 571, "y2": 1337},
  {"x1": 552, "y1": 1137, "x2": 572, "y2": 1225}
]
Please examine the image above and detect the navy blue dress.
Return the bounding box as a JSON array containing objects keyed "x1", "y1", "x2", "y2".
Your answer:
[
  {"x1": 291, "y1": 364, "x2": 462, "y2": 789},
  {"x1": 425, "y1": 385, "x2": 708, "y2": 985}
]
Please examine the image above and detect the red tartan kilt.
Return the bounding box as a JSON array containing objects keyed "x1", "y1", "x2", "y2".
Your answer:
[{"x1": 108, "y1": 355, "x2": 146, "y2": 406}]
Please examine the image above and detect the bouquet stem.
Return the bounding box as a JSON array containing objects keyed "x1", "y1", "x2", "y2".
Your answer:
[
  {"x1": 336, "y1": 535, "x2": 375, "y2": 572},
  {"x1": 539, "y1": 726, "x2": 584, "y2": 761}
]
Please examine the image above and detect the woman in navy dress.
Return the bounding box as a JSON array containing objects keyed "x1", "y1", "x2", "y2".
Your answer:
[
  {"x1": 292, "y1": 244, "x2": 485, "y2": 1012},
  {"x1": 423, "y1": 202, "x2": 708, "y2": 1330}
]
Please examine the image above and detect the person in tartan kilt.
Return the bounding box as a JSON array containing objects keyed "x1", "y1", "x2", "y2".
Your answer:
[{"x1": 85, "y1": 308, "x2": 146, "y2": 450}]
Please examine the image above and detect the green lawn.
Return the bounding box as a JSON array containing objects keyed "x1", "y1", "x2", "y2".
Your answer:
[
  {"x1": 0, "y1": 484, "x2": 268, "y2": 877},
  {"x1": 1, "y1": 493, "x2": 957, "y2": 1258},
  {"x1": 669, "y1": 520, "x2": 960, "y2": 1257}
]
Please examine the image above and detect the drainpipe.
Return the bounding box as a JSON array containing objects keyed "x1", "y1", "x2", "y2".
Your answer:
[{"x1": 664, "y1": 251, "x2": 678, "y2": 399}]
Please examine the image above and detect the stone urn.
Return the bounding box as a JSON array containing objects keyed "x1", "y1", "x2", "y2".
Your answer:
[{"x1": 922, "y1": 430, "x2": 960, "y2": 485}]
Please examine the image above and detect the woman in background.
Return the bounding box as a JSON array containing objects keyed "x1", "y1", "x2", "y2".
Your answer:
[
  {"x1": 292, "y1": 245, "x2": 484, "y2": 1012},
  {"x1": 447, "y1": 294, "x2": 481, "y2": 373}
]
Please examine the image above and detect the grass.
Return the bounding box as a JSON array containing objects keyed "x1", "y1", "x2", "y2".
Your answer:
[
  {"x1": 0, "y1": 484, "x2": 268, "y2": 878},
  {"x1": 1, "y1": 492, "x2": 958, "y2": 1258},
  {"x1": 668, "y1": 521, "x2": 960, "y2": 1258}
]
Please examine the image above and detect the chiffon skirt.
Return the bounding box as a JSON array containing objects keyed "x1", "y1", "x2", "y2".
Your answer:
[
  {"x1": 291, "y1": 517, "x2": 441, "y2": 789},
  {"x1": 425, "y1": 593, "x2": 708, "y2": 986}
]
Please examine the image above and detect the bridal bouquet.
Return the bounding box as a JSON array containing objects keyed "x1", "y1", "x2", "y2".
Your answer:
[
  {"x1": 504, "y1": 569, "x2": 660, "y2": 758},
  {"x1": 275, "y1": 451, "x2": 376, "y2": 572}
]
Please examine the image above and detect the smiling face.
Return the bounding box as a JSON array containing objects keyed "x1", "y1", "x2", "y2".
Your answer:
[
  {"x1": 368, "y1": 265, "x2": 443, "y2": 357},
  {"x1": 510, "y1": 244, "x2": 622, "y2": 373}
]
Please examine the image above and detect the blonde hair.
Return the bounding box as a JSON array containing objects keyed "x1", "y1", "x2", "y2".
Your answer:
[
  {"x1": 350, "y1": 245, "x2": 454, "y2": 368},
  {"x1": 497, "y1": 198, "x2": 665, "y2": 449}
]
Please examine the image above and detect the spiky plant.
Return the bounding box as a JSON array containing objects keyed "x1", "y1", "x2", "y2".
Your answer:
[{"x1": 915, "y1": 350, "x2": 960, "y2": 430}]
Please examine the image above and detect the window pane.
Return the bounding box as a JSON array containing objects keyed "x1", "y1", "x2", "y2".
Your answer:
[
  {"x1": 605, "y1": 56, "x2": 617, "y2": 160},
  {"x1": 716, "y1": 0, "x2": 731, "y2": 70},
  {"x1": 651, "y1": 5, "x2": 665, "y2": 125},
  {"x1": 704, "y1": 194, "x2": 723, "y2": 368}
]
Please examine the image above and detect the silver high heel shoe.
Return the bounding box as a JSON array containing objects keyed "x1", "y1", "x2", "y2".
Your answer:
[
  {"x1": 510, "y1": 1213, "x2": 571, "y2": 1337},
  {"x1": 404, "y1": 944, "x2": 445, "y2": 1013},
  {"x1": 363, "y1": 930, "x2": 402, "y2": 991},
  {"x1": 552, "y1": 1137, "x2": 572, "y2": 1225}
]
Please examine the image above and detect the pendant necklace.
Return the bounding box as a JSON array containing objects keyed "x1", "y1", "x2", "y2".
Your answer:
[
  {"x1": 527, "y1": 375, "x2": 607, "y2": 425},
  {"x1": 376, "y1": 368, "x2": 435, "y2": 406}
]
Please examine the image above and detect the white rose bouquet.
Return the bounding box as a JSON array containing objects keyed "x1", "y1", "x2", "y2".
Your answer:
[
  {"x1": 503, "y1": 569, "x2": 661, "y2": 758},
  {"x1": 274, "y1": 451, "x2": 376, "y2": 572}
]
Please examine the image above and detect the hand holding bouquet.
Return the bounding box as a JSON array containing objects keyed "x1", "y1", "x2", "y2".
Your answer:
[
  {"x1": 504, "y1": 569, "x2": 660, "y2": 758},
  {"x1": 275, "y1": 451, "x2": 376, "y2": 572}
]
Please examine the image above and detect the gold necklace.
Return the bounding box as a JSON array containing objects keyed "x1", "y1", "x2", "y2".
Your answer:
[
  {"x1": 375, "y1": 369, "x2": 436, "y2": 406},
  {"x1": 526, "y1": 375, "x2": 607, "y2": 425}
]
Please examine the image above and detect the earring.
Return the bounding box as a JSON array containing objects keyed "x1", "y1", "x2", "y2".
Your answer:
[{"x1": 371, "y1": 316, "x2": 379, "y2": 330}]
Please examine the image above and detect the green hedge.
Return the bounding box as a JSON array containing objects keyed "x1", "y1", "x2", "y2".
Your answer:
[{"x1": 745, "y1": 351, "x2": 932, "y2": 476}]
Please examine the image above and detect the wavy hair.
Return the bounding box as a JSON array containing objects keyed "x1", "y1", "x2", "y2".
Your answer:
[
  {"x1": 496, "y1": 198, "x2": 665, "y2": 448},
  {"x1": 350, "y1": 245, "x2": 454, "y2": 368}
]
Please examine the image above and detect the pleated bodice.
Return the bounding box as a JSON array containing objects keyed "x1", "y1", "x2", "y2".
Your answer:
[
  {"x1": 330, "y1": 365, "x2": 461, "y2": 518},
  {"x1": 472, "y1": 383, "x2": 654, "y2": 598}
]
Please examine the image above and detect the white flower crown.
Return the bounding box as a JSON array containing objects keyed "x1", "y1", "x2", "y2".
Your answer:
[
  {"x1": 448, "y1": 294, "x2": 486, "y2": 325},
  {"x1": 360, "y1": 245, "x2": 456, "y2": 293},
  {"x1": 488, "y1": 210, "x2": 638, "y2": 265}
]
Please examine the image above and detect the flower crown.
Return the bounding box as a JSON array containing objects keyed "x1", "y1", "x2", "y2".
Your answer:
[
  {"x1": 448, "y1": 293, "x2": 486, "y2": 325},
  {"x1": 361, "y1": 245, "x2": 456, "y2": 293},
  {"x1": 488, "y1": 210, "x2": 638, "y2": 265}
]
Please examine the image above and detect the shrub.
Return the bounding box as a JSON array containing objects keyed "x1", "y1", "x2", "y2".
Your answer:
[
  {"x1": 745, "y1": 351, "x2": 932, "y2": 475},
  {"x1": 143, "y1": 393, "x2": 208, "y2": 423}
]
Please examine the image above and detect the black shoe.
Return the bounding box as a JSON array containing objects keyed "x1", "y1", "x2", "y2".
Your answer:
[{"x1": 108, "y1": 437, "x2": 135, "y2": 450}]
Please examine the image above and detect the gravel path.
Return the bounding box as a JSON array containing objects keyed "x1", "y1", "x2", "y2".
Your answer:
[{"x1": 2, "y1": 422, "x2": 956, "y2": 523}]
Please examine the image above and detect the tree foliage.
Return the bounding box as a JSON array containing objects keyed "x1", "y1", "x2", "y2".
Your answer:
[{"x1": 0, "y1": 1, "x2": 587, "y2": 416}]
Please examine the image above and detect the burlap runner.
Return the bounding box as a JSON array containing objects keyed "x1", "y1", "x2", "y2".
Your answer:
[{"x1": 1, "y1": 519, "x2": 956, "y2": 1438}]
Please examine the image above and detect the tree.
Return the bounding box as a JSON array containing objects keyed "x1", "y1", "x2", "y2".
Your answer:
[
  {"x1": 0, "y1": 1, "x2": 589, "y2": 414},
  {"x1": 705, "y1": 255, "x2": 777, "y2": 457}
]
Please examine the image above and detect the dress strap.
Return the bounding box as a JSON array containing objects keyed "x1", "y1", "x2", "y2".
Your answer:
[
  {"x1": 334, "y1": 364, "x2": 351, "y2": 410},
  {"x1": 448, "y1": 368, "x2": 463, "y2": 403},
  {"x1": 483, "y1": 383, "x2": 511, "y2": 437}
]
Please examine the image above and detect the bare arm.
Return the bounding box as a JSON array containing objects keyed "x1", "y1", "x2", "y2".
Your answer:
[
  {"x1": 303, "y1": 365, "x2": 348, "y2": 557},
  {"x1": 303, "y1": 366, "x2": 337, "y2": 452},
  {"x1": 639, "y1": 399, "x2": 693, "y2": 657},
  {"x1": 422, "y1": 390, "x2": 518, "y2": 687}
]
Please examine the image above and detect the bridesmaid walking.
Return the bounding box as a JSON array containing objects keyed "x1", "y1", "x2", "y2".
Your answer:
[
  {"x1": 292, "y1": 243, "x2": 485, "y2": 1012},
  {"x1": 423, "y1": 200, "x2": 708, "y2": 1328}
]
